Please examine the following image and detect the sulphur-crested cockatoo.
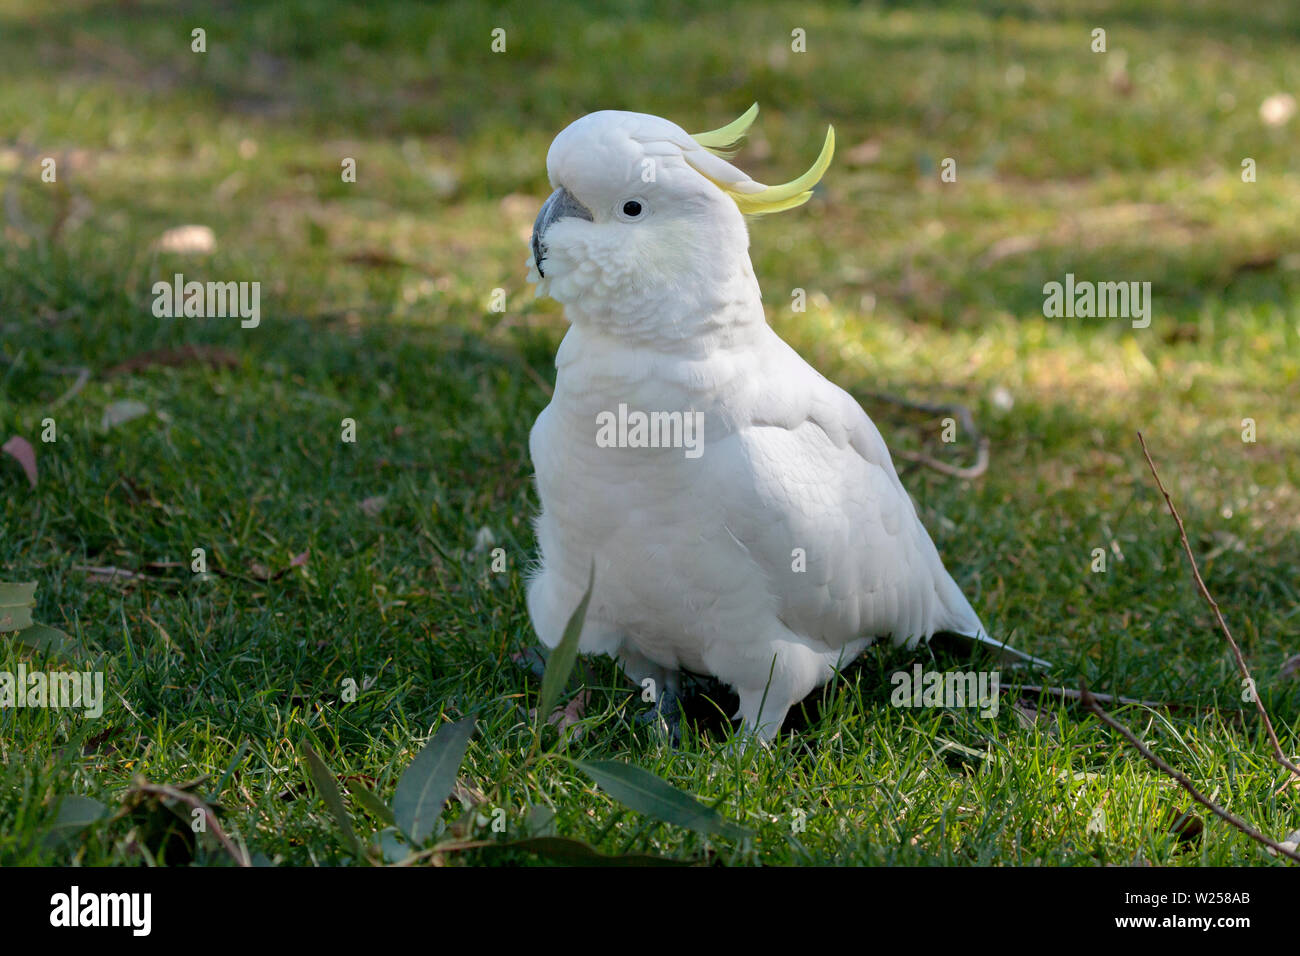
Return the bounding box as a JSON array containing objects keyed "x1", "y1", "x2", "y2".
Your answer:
[{"x1": 525, "y1": 105, "x2": 1041, "y2": 741}]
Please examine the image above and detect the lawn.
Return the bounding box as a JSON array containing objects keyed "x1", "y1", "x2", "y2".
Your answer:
[{"x1": 1, "y1": 0, "x2": 1298, "y2": 866}]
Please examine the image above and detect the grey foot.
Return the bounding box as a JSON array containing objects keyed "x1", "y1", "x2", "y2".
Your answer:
[
  {"x1": 512, "y1": 647, "x2": 549, "y2": 680},
  {"x1": 636, "y1": 686, "x2": 682, "y2": 745}
]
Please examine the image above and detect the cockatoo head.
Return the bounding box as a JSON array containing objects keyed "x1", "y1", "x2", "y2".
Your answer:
[{"x1": 527, "y1": 106, "x2": 833, "y2": 337}]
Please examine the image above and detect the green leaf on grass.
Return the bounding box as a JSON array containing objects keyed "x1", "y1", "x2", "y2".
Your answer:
[
  {"x1": 8, "y1": 622, "x2": 78, "y2": 656},
  {"x1": 350, "y1": 780, "x2": 396, "y2": 827},
  {"x1": 0, "y1": 581, "x2": 36, "y2": 633},
  {"x1": 537, "y1": 562, "x2": 595, "y2": 724},
  {"x1": 302, "y1": 742, "x2": 363, "y2": 859},
  {"x1": 377, "y1": 827, "x2": 413, "y2": 864},
  {"x1": 42, "y1": 798, "x2": 107, "y2": 851},
  {"x1": 50, "y1": 794, "x2": 108, "y2": 828},
  {"x1": 525, "y1": 804, "x2": 557, "y2": 837},
  {"x1": 43, "y1": 794, "x2": 109, "y2": 848},
  {"x1": 393, "y1": 716, "x2": 476, "y2": 845},
  {"x1": 575, "y1": 759, "x2": 752, "y2": 841}
]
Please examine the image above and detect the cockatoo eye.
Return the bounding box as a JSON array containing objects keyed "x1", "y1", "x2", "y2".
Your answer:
[{"x1": 617, "y1": 199, "x2": 646, "y2": 221}]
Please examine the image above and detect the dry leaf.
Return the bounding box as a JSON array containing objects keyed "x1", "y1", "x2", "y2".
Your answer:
[
  {"x1": 550, "y1": 690, "x2": 591, "y2": 731},
  {"x1": 844, "y1": 139, "x2": 883, "y2": 166},
  {"x1": 105, "y1": 345, "x2": 239, "y2": 377},
  {"x1": 248, "y1": 550, "x2": 310, "y2": 582},
  {"x1": 452, "y1": 780, "x2": 488, "y2": 809},
  {"x1": 155, "y1": 224, "x2": 216, "y2": 254},
  {"x1": 1266, "y1": 831, "x2": 1299, "y2": 856},
  {"x1": 1013, "y1": 699, "x2": 1058, "y2": 736},
  {"x1": 1167, "y1": 808, "x2": 1204, "y2": 850},
  {"x1": 526, "y1": 690, "x2": 592, "y2": 739},
  {"x1": 1, "y1": 436, "x2": 37, "y2": 488},
  {"x1": 101, "y1": 400, "x2": 150, "y2": 430}
]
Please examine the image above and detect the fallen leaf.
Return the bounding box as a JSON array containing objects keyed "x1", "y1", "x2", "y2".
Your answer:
[
  {"x1": 844, "y1": 139, "x2": 883, "y2": 166},
  {"x1": 1167, "y1": 808, "x2": 1203, "y2": 850},
  {"x1": 10, "y1": 622, "x2": 80, "y2": 658},
  {"x1": 247, "y1": 550, "x2": 309, "y2": 582},
  {"x1": 550, "y1": 690, "x2": 591, "y2": 733},
  {"x1": 1, "y1": 436, "x2": 37, "y2": 488},
  {"x1": 1012, "y1": 699, "x2": 1057, "y2": 736},
  {"x1": 393, "y1": 717, "x2": 476, "y2": 846},
  {"x1": 101, "y1": 400, "x2": 150, "y2": 430},
  {"x1": 451, "y1": 779, "x2": 488, "y2": 810},
  {"x1": 105, "y1": 345, "x2": 239, "y2": 377},
  {"x1": 155, "y1": 224, "x2": 216, "y2": 254},
  {"x1": 82, "y1": 726, "x2": 123, "y2": 756},
  {"x1": 1266, "y1": 831, "x2": 1299, "y2": 856},
  {"x1": 0, "y1": 581, "x2": 37, "y2": 632}
]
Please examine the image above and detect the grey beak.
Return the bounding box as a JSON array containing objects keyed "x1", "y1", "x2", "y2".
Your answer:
[{"x1": 531, "y1": 186, "x2": 593, "y2": 277}]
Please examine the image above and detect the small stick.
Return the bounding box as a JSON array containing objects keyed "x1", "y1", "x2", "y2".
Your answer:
[
  {"x1": 863, "y1": 389, "x2": 989, "y2": 479},
  {"x1": 895, "y1": 439, "x2": 989, "y2": 480},
  {"x1": 128, "y1": 781, "x2": 250, "y2": 867},
  {"x1": 519, "y1": 359, "x2": 554, "y2": 398},
  {"x1": 49, "y1": 366, "x2": 90, "y2": 409},
  {"x1": 1016, "y1": 684, "x2": 1165, "y2": 709},
  {"x1": 1080, "y1": 683, "x2": 1299, "y2": 863},
  {"x1": 1137, "y1": 432, "x2": 1300, "y2": 781}
]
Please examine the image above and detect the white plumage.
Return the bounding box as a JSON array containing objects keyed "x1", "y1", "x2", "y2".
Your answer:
[{"x1": 525, "y1": 107, "x2": 1036, "y2": 740}]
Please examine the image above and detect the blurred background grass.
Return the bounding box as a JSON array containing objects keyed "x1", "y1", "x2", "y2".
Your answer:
[{"x1": 0, "y1": 0, "x2": 1297, "y2": 865}]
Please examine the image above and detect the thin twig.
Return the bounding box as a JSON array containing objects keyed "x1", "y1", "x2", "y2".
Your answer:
[
  {"x1": 48, "y1": 366, "x2": 90, "y2": 409},
  {"x1": 128, "y1": 781, "x2": 250, "y2": 867},
  {"x1": 0, "y1": 354, "x2": 92, "y2": 409},
  {"x1": 863, "y1": 389, "x2": 989, "y2": 479},
  {"x1": 1013, "y1": 683, "x2": 1248, "y2": 722},
  {"x1": 519, "y1": 359, "x2": 554, "y2": 398},
  {"x1": 1016, "y1": 684, "x2": 1165, "y2": 710},
  {"x1": 895, "y1": 440, "x2": 989, "y2": 480},
  {"x1": 1137, "y1": 431, "x2": 1300, "y2": 781},
  {"x1": 1079, "y1": 682, "x2": 1299, "y2": 863}
]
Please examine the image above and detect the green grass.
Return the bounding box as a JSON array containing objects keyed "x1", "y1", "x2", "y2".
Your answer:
[{"x1": 1, "y1": 0, "x2": 1298, "y2": 866}]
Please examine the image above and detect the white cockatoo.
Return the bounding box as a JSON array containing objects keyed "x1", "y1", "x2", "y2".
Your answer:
[{"x1": 525, "y1": 105, "x2": 1041, "y2": 741}]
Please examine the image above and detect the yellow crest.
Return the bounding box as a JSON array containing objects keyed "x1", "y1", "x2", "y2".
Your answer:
[{"x1": 688, "y1": 104, "x2": 835, "y2": 216}]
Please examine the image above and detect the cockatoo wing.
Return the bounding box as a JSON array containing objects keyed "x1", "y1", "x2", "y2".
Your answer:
[{"x1": 714, "y1": 333, "x2": 1034, "y2": 662}]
